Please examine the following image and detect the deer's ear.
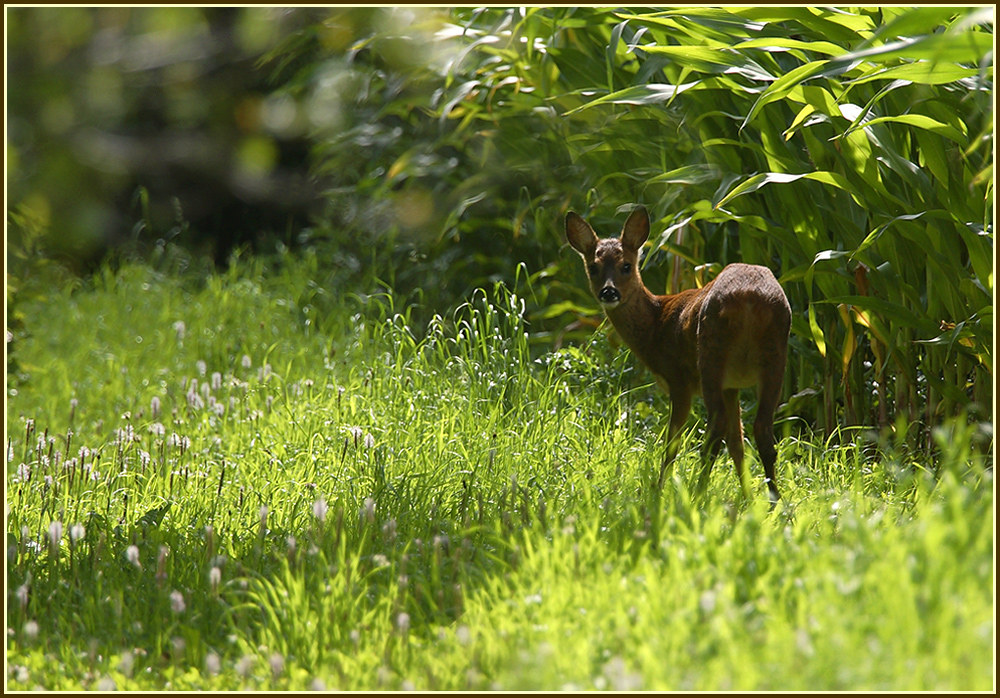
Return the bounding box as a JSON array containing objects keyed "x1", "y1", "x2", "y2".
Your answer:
[
  {"x1": 566, "y1": 212, "x2": 598, "y2": 258},
  {"x1": 621, "y1": 205, "x2": 650, "y2": 251}
]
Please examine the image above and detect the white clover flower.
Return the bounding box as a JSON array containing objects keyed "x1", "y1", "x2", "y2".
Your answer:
[
  {"x1": 313, "y1": 497, "x2": 328, "y2": 522},
  {"x1": 236, "y1": 655, "x2": 254, "y2": 678},
  {"x1": 269, "y1": 652, "x2": 284, "y2": 677},
  {"x1": 48, "y1": 521, "x2": 63, "y2": 546},
  {"x1": 16, "y1": 582, "x2": 29, "y2": 608},
  {"x1": 170, "y1": 590, "x2": 186, "y2": 613},
  {"x1": 205, "y1": 652, "x2": 221, "y2": 676},
  {"x1": 119, "y1": 650, "x2": 135, "y2": 677},
  {"x1": 362, "y1": 497, "x2": 376, "y2": 524}
]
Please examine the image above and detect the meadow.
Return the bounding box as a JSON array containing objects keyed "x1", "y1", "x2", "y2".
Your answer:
[{"x1": 5, "y1": 252, "x2": 993, "y2": 691}]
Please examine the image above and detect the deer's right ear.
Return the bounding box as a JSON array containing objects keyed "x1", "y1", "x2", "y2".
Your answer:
[
  {"x1": 621, "y1": 205, "x2": 650, "y2": 251},
  {"x1": 566, "y1": 212, "x2": 598, "y2": 258}
]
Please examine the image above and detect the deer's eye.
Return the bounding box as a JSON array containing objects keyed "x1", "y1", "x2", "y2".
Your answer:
[{"x1": 621, "y1": 263, "x2": 632, "y2": 274}]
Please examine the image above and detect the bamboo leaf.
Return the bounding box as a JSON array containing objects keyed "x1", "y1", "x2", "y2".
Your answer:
[
  {"x1": 846, "y1": 113, "x2": 969, "y2": 147},
  {"x1": 817, "y1": 295, "x2": 940, "y2": 336},
  {"x1": 562, "y1": 82, "x2": 700, "y2": 113},
  {"x1": 715, "y1": 171, "x2": 861, "y2": 209}
]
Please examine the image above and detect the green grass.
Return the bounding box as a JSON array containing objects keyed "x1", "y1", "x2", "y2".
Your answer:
[{"x1": 5, "y1": 254, "x2": 994, "y2": 690}]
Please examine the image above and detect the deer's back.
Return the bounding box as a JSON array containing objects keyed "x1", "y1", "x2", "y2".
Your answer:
[{"x1": 697, "y1": 264, "x2": 791, "y2": 389}]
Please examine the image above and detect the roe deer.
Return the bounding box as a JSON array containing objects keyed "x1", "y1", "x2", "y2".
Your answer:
[{"x1": 565, "y1": 205, "x2": 791, "y2": 504}]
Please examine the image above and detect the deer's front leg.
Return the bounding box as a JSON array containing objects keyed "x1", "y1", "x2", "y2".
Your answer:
[{"x1": 657, "y1": 388, "x2": 692, "y2": 489}]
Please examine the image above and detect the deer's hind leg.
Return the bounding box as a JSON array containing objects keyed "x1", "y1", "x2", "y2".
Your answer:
[
  {"x1": 721, "y1": 388, "x2": 748, "y2": 499},
  {"x1": 753, "y1": 356, "x2": 785, "y2": 505}
]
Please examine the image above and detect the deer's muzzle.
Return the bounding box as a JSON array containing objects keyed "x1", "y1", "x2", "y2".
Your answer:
[{"x1": 598, "y1": 285, "x2": 621, "y2": 306}]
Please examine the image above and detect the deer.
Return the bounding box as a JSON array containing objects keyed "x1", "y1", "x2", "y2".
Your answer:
[{"x1": 565, "y1": 205, "x2": 791, "y2": 505}]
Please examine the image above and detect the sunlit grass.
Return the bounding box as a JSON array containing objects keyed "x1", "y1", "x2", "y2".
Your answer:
[{"x1": 5, "y1": 255, "x2": 993, "y2": 690}]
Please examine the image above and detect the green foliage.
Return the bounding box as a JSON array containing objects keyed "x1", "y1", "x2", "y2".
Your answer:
[
  {"x1": 242, "y1": 6, "x2": 992, "y2": 443},
  {"x1": 5, "y1": 256, "x2": 994, "y2": 690},
  {"x1": 7, "y1": 7, "x2": 993, "y2": 443}
]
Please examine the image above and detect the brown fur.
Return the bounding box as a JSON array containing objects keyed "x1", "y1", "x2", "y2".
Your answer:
[{"x1": 566, "y1": 205, "x2": 791, "y2": 503}]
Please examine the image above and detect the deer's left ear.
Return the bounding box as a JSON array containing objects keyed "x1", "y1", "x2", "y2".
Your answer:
[
  {"x1": 621, "y1": 205, "x2": 650, "y2": 251},
  {"x1": 566, "y1": 211, "x2": 599, "y2": 258}
]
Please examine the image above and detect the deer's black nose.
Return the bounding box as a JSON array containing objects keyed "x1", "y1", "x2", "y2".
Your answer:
[{"x1": 598, "y1": 286, "x2": 621, "y2": 304}]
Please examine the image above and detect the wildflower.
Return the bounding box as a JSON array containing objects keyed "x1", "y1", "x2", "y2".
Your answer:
[
  {"x1": 269, "y1": 652, "x2": 284, "y2": 678},
  {"x1": 23, "y1": 620, "x2": 39, "y2": 641},
  {"x1": 456, "y1": 625, "x2": 471, "y2": 646},
  {"x1": 205, "y1": 652, "x2": 221, "y2": 676},
  {"x1": 211, "y1": 372, "x2": 222, "y2": 391},
  {"x1": 150, "y1": 396, "x2": 161, "y2": 419},
  {"x1": 170, "y1": 590, "x2": 186, "y2": 613},
  {"x1": 126, "y1": 544, "x2": 141, "y2": 569},
  {"x1": 96, "y1": 676, "x2": 117, "y2": 691},
  {"x1": 348, "y1": 426, "x2": 363, "y2": 445},
  {"x1": 70, "y1": 523, "x2": 85, "y2": 543},
  {"x1": 396, "y1": 612, "x2": 410, "y2": 634},
  {"x1": 236, "y1": 655, "x2": 254, "y2": 679},
  {"x1": 187, "y1": 390, "x2": 205, "y2": 410},
  {"x1": 362, "y1": 497, "x2": 376, "y2": 525},
  {"x1": 48, "y1": 521, "x2": 63, "y2": 547},
  {"x1": 364, "y1": 432, "x2": 375, "y2": 449},
  {"x1": 313, "y1": 497, "x2": 328, "y2": 522},
  {"x1": 372, "y1": 554, "x2": 389, "y2": 567},
  {"x1": 209, "y1": 566, "x2": 222, "y2": 592},
  {"x1": 156, "y1": 546, "x2": 170, "y2": 585},
  {"x1": 119, "y1": 651, "x2": 134, "y2": 677},
  {"x1": 149, "y1": 422, "x2": 165, "y2": 438},
  {"x1": 173, "y1": 321, "x2": 186, "y2": 341},
  {"x1": 14, "y1": 463, "x2": 30, "y2": 482},
  {"x1": 16, "y1": 582, "x2": 29, "y2": 609},
  {"x1": 196, "y1": 360, "x2": 207, "y2": 377},
  {"x1": 241, "y1": 354, "x2": 252, "y2": 369}
]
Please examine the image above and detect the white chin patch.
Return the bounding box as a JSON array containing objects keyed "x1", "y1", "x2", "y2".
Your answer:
[{"x1": 600, "y1": 300, "x2": 620, "y2": 310}]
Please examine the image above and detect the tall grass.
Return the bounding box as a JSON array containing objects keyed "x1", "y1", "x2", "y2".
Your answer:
[{"x1": 5, "y1": 255, "x2": 994, "y2": 690}]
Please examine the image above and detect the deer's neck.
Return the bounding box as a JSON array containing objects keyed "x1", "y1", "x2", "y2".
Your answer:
[{"x1": 604, "y1": 285, "x2": 701, "y2": 387}]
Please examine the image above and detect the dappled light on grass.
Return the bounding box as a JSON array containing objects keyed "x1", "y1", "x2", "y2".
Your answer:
[{"x1": 5, "y1": 254, "x2": 994, "y2": 690}]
